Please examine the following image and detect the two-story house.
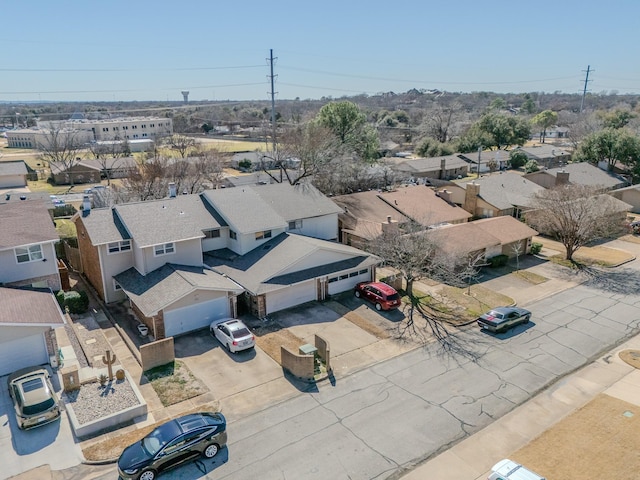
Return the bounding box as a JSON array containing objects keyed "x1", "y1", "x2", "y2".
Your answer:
[
  {"x1": 0, "y1": 200, "x2": 65, "y2": 376},
  {"x1": 75, "y1": 183, "x2": 379, "y2": 339}
]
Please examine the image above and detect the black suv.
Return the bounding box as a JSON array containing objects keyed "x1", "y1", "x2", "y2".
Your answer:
[{"x1": 118, "y1": 412, "x2": 227, "y2": 480}]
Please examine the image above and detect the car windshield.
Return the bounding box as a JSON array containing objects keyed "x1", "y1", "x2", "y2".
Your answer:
[
  {"x1": 23, "y1": 398, "x2": 55, "y2": 415},
  {"x1": 231, "y1": 327, "x2": 251, "y2": 339},
  {"x1": 142, "y1": 421, "x2": 181, "y2": 456},
  {"x1": 386, "y1": 293, "x2": 400, "y2": 301}
]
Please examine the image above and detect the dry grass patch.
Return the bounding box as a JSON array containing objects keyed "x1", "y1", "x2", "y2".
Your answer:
[
  {"x1": 512, "y1": 270, "x2": 548, "y2": 284},
  {"x1": 534, "y1": 236, "x2": 635, "y2": 266},
  {"x1": 144, "y1": 360, "x2": 208, "y2": 407},
  {"x1": 619, "y1": 349, "x2": 640, "y2": 369},
  {"x1": 82, "y1": 401, "x2": 220, "y2": 462},
  {"x1": 621, "y1": 234, "x2": 640, "y2": 245},
  {"x1": 252, "y1": 324, "x2": 305, "y2": 365},
  {"x1": 512, "y1": 394, "x2": 640, "y2": 480},
  {"x1": 436, "y1": 285, "x2": 514, "y2": 322},
  {"x1": 342, "y1": 311, "x2": 390, "y2": 339}
]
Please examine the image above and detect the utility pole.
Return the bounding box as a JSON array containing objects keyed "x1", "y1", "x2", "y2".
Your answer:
[
  {"x1": 580, "y1": 65, "x2": 593, "y2": 113},
  {"x1": 477, "y1": 146, "x2": 482, "y2": 179},
  {"x1": 267, "y1": 49, "x2": 280, "y2": 181}
]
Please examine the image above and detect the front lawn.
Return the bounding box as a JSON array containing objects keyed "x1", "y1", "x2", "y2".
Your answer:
[{"x1": 144, "y1": 360, "x2": 209, "y2": 407}]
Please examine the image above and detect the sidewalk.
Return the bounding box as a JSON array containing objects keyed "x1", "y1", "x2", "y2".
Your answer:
[{"x1": 400, "y1": 333, "x2": 640, "y2": 480}]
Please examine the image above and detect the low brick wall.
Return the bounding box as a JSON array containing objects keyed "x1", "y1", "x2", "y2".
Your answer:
[
  {"x1": 65, "y1": 370, "x2": 147, "y2": 439},
  {"x1": 314, "y1": 334, "x2": 331, "y2": 372},
  {"x1": 281, "y1": 346, "x2": 314, "y2": 381},
  {"x1": 141, "y1": 337, "x2": 175, "y2": 371}
]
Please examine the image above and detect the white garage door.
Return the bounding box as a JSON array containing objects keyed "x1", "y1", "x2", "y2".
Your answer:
[
  {"x1": 266, "y1": 280, "x2": 316, "y2": 314},
  {"x1": 0, "y1": 334, "x2": 49, "y2": 377},
  {"x1": 328, "y1": 269, "x2": 371, "y2": 295},
  {"x1": 164, "y1": 296, "x2": 229, "y2": 338}
]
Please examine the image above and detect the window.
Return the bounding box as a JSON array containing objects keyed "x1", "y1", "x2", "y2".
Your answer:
[
  {"x1": 108, "y1": 240, "x2": 131, "y2": 254},
  {"x1": 288, "y1": 219, "x2": 303, "y2": 230},
  {"x1": 229, "y1": 230, "x2": 237, "y2": 240},
  {"x1": 150, "y1": 123, "x2": 155, "y2": 128},
  {"x1": 255, "y1": 230, "x2": 272, "y2": 240},
  {"x1": 349, "y1": 271, "x2": 359, "y2": 277},
  {"x1": 141, "y1": 124, "x2": 146, "y2": 129},
  {"x1": 15, "y1": 244, "x2": 43, "y2": 263},
  {"x1": 328, "y1": 277, "x2": 338, "y2": 283},
  {"x1": 154, "y1": 243, "x2": 175, "y2": 256},
  {"x1": 358, "y1": 269, "x2": 368, "y2": 275},
  {"x1": 338, "y1": 274, "x2": 349, "y2": 280},
  {"x1": 204, "y1": 229, "x2": 220, "y2": 239}
]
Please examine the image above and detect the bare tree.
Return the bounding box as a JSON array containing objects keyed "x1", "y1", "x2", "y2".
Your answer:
[
  {"x1": 419, "y1": 103, "x2": 461, "y2": 143},
  {"x1": 163, "y1": 134, "x2": 198, "y2": 158},
  {"x1": 120, "y1": 156, "x2": 170, "y2": 201},
  {"x1": 366, "y1": 223, "x2": 475, "y2": 352},
  {"x1": 525, "y1": 184, "x2": 628, "y2": 261},
  {"x1": 37, "y1": 123, "x2": 84, "y2": 170}
]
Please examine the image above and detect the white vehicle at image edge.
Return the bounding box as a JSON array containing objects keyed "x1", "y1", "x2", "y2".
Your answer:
[
  {"x1": 210, "y1": 318, "x2": 255, "y2": 353},
  {"x1": 488, "y1": 459, "x2": 546, "y2": 480}
]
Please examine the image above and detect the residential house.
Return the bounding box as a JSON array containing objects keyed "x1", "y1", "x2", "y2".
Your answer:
[
  {"x1": 0, "y1": 160, "x2": 28, "y2": 189},
  {"x1": 524, "y1": 162, "x2": 627, "y2": 191},
  {"x1": 0, "y1": 200, "x2": 62, "y2": 291},
  {"x1": 392, "y1": 155, "x2": 469, "y2": 181},
  {"x1": 331, "y1": 186, "x2": 472, "y2": 247},
  {"x1": 443, "y1": 173, "x2": 546, "y2": 218},
  {"x1": 609, "y1": 184, "x2": 640, "y2": 213},
  {"x1": 0, "y1": 287, "x2": 65, "y2": 376},
  {"x1": 0, "y1": 200, "x2": 65, "y2": 376},
  {"x1": 427, "y1": 216, "x2": 538, "y2": 261},
  {"x1": 514, "y1": 145, "x2": 571, "y2": 169},
  {"x1": 50, "y1": 156, "x2": 138, "y2": 185},
  {"x1": 459, "y1": 150, "x2": 510, "y2": 173},
  {"x1": 74, "y1": 183, "x2": 378, "y2": 338}
]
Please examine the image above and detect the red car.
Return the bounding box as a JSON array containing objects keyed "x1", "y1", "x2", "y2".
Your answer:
[{"x1": 354, "y1": 282, "x2": 401, "y2": 311}]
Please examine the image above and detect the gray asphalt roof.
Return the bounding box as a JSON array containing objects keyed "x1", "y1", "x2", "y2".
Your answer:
[
  {"x1": 0, "y1": 287, "x2": 66, "y2": 326},
  {"x1": 204, "y1": 233, "x2": 378, "y2": 294},
  {"x1": 202, "y1": 186, "x2": 287, "y2": 234},
  {"x1": 250, "y1": 183, "x2": 343, "y2": 221},
  {"x1": 545, "y1": 163, "x2": 626, "y2": 189},
  {"x1": 0, "y1": 200, "x2": 59, "y2": 250},
  {"x1": 463, "y1": 173, "x2": 545, "y2": 210},
  {"x1": 114, "y1": 264, "x2": 243, "y2": 316},
  {"x1": 78, "y1": 207, "x2": 130, "y2": 245},
  {"x1": 113, "y1": 195, "x2": 222, "y2": 247},
  {"x1": 0, "y1": 160, "x2": 28, "y2": 176},
  {"x1": 395, "y1": 155, "x2": 468, "y2": 173}
]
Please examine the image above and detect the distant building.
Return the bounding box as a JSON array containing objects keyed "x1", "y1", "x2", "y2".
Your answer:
[{"x1": 5, "y1": 117, "x2": 173, "y2": 149}]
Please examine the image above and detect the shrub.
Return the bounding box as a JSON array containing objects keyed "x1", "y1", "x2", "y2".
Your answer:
[
  {"x1": 530, "y1": 242, "x2": 543, "y2": 255},
  {"x1": 524, "y1": 159, "x2": 540, "y2": 173},
  {"x1": 488, "y1": 254, "x2": 509, "y2": 268},
  {"x1": 509, "y1": 150, "x2": 528, "y2": 169},
  {"x1": 238, "y1": 159, "x2": 252, "y2": 170},
  {"x1": 115, "y1": 369, "x2": 126, "y2": 381},
  {"x1": 57, "y1": 290, "x2": 90, "y2": 314}
]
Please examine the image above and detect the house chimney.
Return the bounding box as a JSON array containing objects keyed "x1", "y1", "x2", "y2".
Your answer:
[
  {"x1": 82, "y1": 195, "x2": 91, "y2": 216},
  {"x1": 556, "y1": 170, "x2": 570, "y2": 186},
  {"x1": 464, "y1": 182, "x2": 480, "y2": 216},
  {"x1": 168, "y1": 182, "x2": 177, "y2": 198},
  {"x1": 381, "y1": 216, "x2": 398, "y2": 235},
  {"x1": 439, "y1": 189, "x2": 451, "y2": 203}
]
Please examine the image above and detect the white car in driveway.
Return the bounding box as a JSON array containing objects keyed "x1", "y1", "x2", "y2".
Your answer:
[{"x1": 210, "y1": 319, "x2": 255, "y2": 353}]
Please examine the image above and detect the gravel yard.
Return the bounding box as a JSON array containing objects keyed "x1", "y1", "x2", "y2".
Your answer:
[{"x1": 62, "y1": 378, "x2": 140, "y2": 425}]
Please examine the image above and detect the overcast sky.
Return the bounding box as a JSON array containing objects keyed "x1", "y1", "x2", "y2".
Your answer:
[{"x1": 1, "y1": 0, "x2": 639, "y2": 102}]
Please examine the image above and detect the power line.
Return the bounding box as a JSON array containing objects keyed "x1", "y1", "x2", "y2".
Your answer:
[{"x1": 0, "y1": 65, "x2": 264, "y2": 73}]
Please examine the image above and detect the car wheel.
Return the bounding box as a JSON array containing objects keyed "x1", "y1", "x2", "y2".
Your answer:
[
  {"x1": 204, "y1": 443, "x2": 219, "y2": 458},
  {"x1": 225, "y1": 342, "x2": 231, "y2": 353},
  {"x1": 354, "y1": 290, "x2": 361, "y2": 298},
  {"x1": 139, "y1": 469, "x2": 157, "y2": 480},
  {"x1": 375, "y1": 303, "x2": 382, "y2": 311},
  {"x1": 524, "y1": 315, "x2": 531, "y2": 323}
]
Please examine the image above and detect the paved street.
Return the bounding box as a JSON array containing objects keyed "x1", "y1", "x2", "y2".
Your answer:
[{"x1": 50, "y1": 274, "x2": 640, "y2": 480}]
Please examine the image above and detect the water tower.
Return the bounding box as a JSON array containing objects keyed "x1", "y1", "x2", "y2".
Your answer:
[{"x1": 181, "y1": 91, "x2": 190, "y2": 103}]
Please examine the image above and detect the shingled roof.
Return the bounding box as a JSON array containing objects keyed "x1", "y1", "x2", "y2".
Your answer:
[{"x1": 0, "y1": 200, "x2": 58, "y2": 250}]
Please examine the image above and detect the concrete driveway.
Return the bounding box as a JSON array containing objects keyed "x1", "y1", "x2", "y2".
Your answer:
[
  {"x1": 0, "y1": 370, "x2": 83, "y2": 479},
  {"x1": 173, "y1": 329, "x2": 299, "y2": 421}
]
